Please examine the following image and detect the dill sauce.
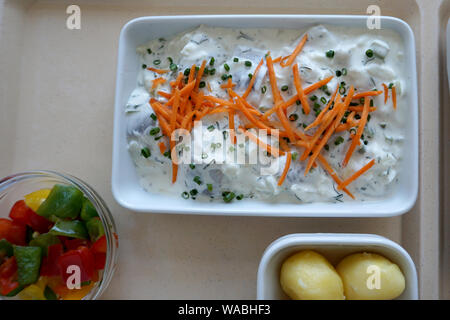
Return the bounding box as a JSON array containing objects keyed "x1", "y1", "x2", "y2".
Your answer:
[{"x1": 125, "y1": 25, "x2": 406, "y2": 203}]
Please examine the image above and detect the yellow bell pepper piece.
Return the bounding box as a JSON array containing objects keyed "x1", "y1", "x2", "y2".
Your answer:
[
  {"x1": 18, "y1": 284, "x2": 46, "y2": 300},
  {"x1": 61, "y1": 282, "x2": 95, "y2": 300},
  {"x1": 24, "y1": 189, "x2": 51, "y2": 211}
]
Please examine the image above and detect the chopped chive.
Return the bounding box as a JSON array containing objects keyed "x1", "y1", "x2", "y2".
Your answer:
[
  {"x1": 342, "y1": 68, "x2": 347, "y2": 76},
  {"x1": 281, "y1": 85, "x2": 289, "y2": 91},
  {"x1": 324, "y1": 144, "x2": 330, "y2": 151},
  {"x1": 389, "y1": 83, "x2": 394, "y2": 89},
  {"x1": 233, "y1": 57, "x2": 239, "y2": 63},
  {"x1": 320, "y1": 97, "x2": 327, "y2": 104},
  {"x1": 222, "y1": 131, "x2": 229, "y2": 139},
  {"x1": 150, "y1": 113, "x2": 157, "y2": 121},
  {"x1": 207, "y1": 184, "x2": 213, "y2": 192},
  {"x1": 207, "y1": 125, "x2": 215, "y2": 131},
  {"x1": 209, "y1": 68, "x2": 216, "y2": 75},
  {"x1": 163, "y1": 151, "x2": 171, "y2": 159},
  {"x1": 154, "y1": 136, "x2": 163, "y2": 141},
  {"x1": 209, "y1": 57, "x2": 215, "y2": 66},
  {"x1": 193, "y1": 176, "x2": 202, "y2": 185},
  {"x1": 261, "y1": 86, "x2": 267, "y2": 94},
  {"x1": 336, "y1": 70, "x2": 342, "y2": 77},
  {"x1": 310, "y1": 95, "x2": 318, "y2": 101},
  {"x1": 195, "y1": 66, "x2": 200, "y2": 72},
  {"x1": 142, "y1": 64, "x2": 147, "y2": 69},
  {"x1": 189, "y1": 164, "x2": 196, "y2": 169},
  {"x1": 184, "y1": 68, "x2": 190, "y2": 76},
  {"x1": 181, "y1": 192, "x2": 189, "y2": 199},
  {"x1": 339, "y1": 86, "x2": 346, "y2": 95},
  {"x1": 364, "y1": 140, "x2": 369, "y2": 145},
  {"x1": 236, "y1": 194, "x2": 244, "y2": 200},
  {"x1": 147, "y1": 48, "x2": 152, "y2": 54},
  {"x1": 334, "y1": 136, "x2": 344, "y2": 146},
  {"x1": 221, "y1": 74, "x2": 229, "y2": 81},
  {"x1": 366, "y1": 49, "x2": 374, "y2": 58},
  {"x1": 199, "y1": 81, "x2": 206, "y2": 88},
  {"x1": 244, "y1": 61, "x2": 252, "y2": 67},
  {"x1": 153, "y1": 59, "x2": 161, "y2": 65},
  {"x1": 141, "y1": 147, "x2": 151, "y2": 158},
  {"x1": 289, "y1": 114, "x2": 298, "y2": 121},
  {"x1": 190, "y1": 189, "x2": 198, "y2": 196},
  {"x1": 222, "y1": 191, "x2": 236, "y2": 203},
  {"x1": 296, "y1": 100, "x2": 301, "y2": 105},
  {"x1": 248, "y1": 73, "x2": 253, "y2": 79},
  {"x1": 326, "y1": 50, "x2": 335, "y2": 58},
  {"x1": 367, "y1": 114, "x2": 372, "y2": 122},
  {"x1": 167, "y1": 57, "x2": 173, "y2": 64},
  {"x1": 355, "y1": 114, "x2": 361, "y2": 120},
  {"x1": 380, "y1": 123, "x2": 387, "y2": 129},
  {"x1": 170, "y1": 63, "x2": 178, "y2": 72},
  {"x1": 224, "y1": 64, "x2": 230, "y2": 72},
  {"x1": 149, "y1": 127, "x2": 160, "y2": 136},
  {"x1": 291, "y1": 152, "x2": 299, "y2": 161}
]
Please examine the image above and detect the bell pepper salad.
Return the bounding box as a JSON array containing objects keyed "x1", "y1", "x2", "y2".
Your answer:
[{"x1": 0, "y1": 184, "x2": 109, "y2": 300}]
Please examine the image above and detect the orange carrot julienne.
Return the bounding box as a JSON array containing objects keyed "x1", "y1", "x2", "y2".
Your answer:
[
  {"x1": 158, "y1": 142, "x2": 166, "y2": 154},
  {"x1": 266, "y1": 55, "x2": 282, "y2": 103},
  {"x1": 188, "y1": 64, "x2": 196, "y2": 83},
  {"x1": 152, "y1": 77, "x2": 166, "y2": 89},
  {"x1": 317, "y1": 154, "x2": 355, "y2": 199},
  {"x1": 347, "y1": 106, "x2": 377, "y2": 112},
  {"x1": 305, "y1": 83, "x2": 339, "y2": 131},
  {"x1": 273, "y1": 56, "x2": 284, "y2": 63},
  {"x1": 338, "y1": 159, "x2": 375, "y2": 190},
  {"x1": 243, "y1": 58, "x2": 264, "y2": 99},
  {"x1": 242, "y1": 128, "x2": 285, "y2": 157},
  {"x1": 293, "y1": 63, "x2": 311, "y2": 115},
  {"x1": 170, "y1": 89, "x2": 180, "y2": 132},
  {"x1": 207, "y1": 82, "x2": 212, "y2": 92},
  {"x1": 165, "y1": 80, "x2": 196, "y2": 106},
  {"x1": 147, "y1": 67, "x2": 169, "y2": 74},
  {"x1": 157, "y1": 91, "x2": 172, "y2": 99},
  {"x1": 194, "y1": 60, "x2": 207, "y2": 92},
  {"x1": 352, "y1": 90, "x2": 383, "y2": 100},
  {"x1": 392, "y1": 85, "x2": 397, "y2": 109},
  {"x1": 277, "y1": 107, "x2": 296, "y2": 142},
  {"x1": 382, "y1": 83, "x2": 389, "y2": 104},
  {"x1": 343, "y1": 96, "x2": 370, "y2": 167},
  {"x1": 278, "y1": 152, "x2": 292, "y2": 186},
  {"x1": 280, "y1": 34, "x2": 308, "y2": 67},
  {"x1": 220, "y1": 77, "x2": 235, "y2": 89},
  {"x1": 181, "y1": 110, "x2": 196, "y2": 129}
]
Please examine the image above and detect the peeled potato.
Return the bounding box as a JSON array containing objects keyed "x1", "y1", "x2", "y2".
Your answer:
[
  {"x1": 280, "y1": 250, "x2": 345, "y2": 300},
  {"x1": 336, "y1": 252, "x2": 405, "y2": 300}
]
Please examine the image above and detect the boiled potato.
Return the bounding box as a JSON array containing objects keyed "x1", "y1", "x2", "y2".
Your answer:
[
  {"x1": 280, "y1": 250, "x2": 345, "y2": 300},
  {"x1": 336, "y1": 252, "x2": 405, "y2": 300}
]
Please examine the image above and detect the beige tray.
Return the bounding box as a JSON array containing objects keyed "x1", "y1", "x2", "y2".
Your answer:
[{"x1": 0, "y1": 0, "x2": 444, "y2": 299}]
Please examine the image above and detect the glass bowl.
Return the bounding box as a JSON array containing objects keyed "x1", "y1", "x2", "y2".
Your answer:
[{"x1": 0, "y1": 171, "x2": 118, "y2": 300}]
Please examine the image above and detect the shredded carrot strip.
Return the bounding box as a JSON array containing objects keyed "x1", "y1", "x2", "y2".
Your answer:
[
  {"x1": 228, "y1": 108, "x2": 236, "y2": 144},
  {"x1": 293, "y1": 63, "x2": 311, "y2": 115},
  {"x1": 170, "y1": 89, "x2": 180, "y2": 132},
  {"x1": 278, "y1": 152, "x2": 292, "y2": 186},
  {"x1": 347, "y1": 106, "x2": 377, "y2": 112},
  {"x1": 181, "y1": 110, "x2": 196, "y2": 129},
  {"x1": 220, "y1": 77, "x2": 235, "y2": 89},
  {"x1": 266, "y1": 55, "x2": 282, "y2": 103},
  {"x1": 147, "y1": 67, "x2": 169, "y2": 74},
  {"x1": 338, "y1": 159, "x2": 376, "y2": 190},
  {"x1": 317, "y1": 154, "x2": 355, "y2": 199},
  {"x1": 152, "y1": 77, "x2": 166, "y2": 89},
  {"x1": 305, "y1": 86, "x2": 354, "y2": 175},
  {"x1": 194, "y1": 60, "x2": 207, "y2": 92},
  {"x1": 242, "y1": 129, "x2": 284, "y2": 157},
  {"x1": 382, "y1": 83, "x2": 389, "y2": 104},
  {"x1": 188, "y1": 64, "x2": 196, "y2": 83},
  {"x1": 158, "y1": 142, "x2": 166, "y2": 154},
  {"x1": 207, "y1": 82, "x2": 212, "y2": 92},
  {"x1": 203, "y1": 95, "x2": 234, "y2": 106},
  {"x1": 165, "y1": 80, "x2": 196, "y2": 106},
  {"x1": 277, "y1": 108, "x2": 296, "y2": 142},
  {"x1": 392, "y1": 86, "x2": 397, "y2": 109},
  {"x1": 157, "y1": 91, "x2": 172, "y2": 99},
  {"x1": 352, "y1": 90, "x2": 383, "y2": 100},
  {"x1": 243, "y1": 58, "x2": 264, "y2": 99},
  {"x1": 273, "y1": 56, "x2": 283, "y2": 63},
  {"x1": 173, "y1": 72, "x2": 183, "y2": 88},
  {"x1": 342, "y1": 95, "x2": 370, "y2": 167},
  {"x1": 305, "y1": 83, "x2": 339, "y2": 131},
  {"x1": 280, "y1": 34, "x2": 308, "y2": 67}
]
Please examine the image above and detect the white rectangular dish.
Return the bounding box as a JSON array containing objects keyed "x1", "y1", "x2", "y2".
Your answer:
[
  {"x1": 256, "y1": 233, "x2": 418, "y2": 300},
  {"x1": 111, "y1": 15, "x2": 418, "y2": 217}
]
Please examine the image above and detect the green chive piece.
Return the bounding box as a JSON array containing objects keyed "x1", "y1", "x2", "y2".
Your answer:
[
  {"x1": 167, "y1": 57, "x2": 173, "y2": 64},
  {"x1": 336, "y1": 70, "x2": 342, "y2": 77},
  {"x1": 209, "y1": 68, "x2": 216, "y2": 75},
  {"x1": 261, "y1": 86, "x2": 267, "y2": 94},
  {"x1": 207, "y1": 184, "x2": 213, "y2": 192},
  {"x1": 296, "y1": 100, "x2": 301, "y2": 105},
  {"x1": 182, "y1": 192, "x2": 189, "y2": 199},
  {"x1": 147, "y1": 48, "x2": 152, "y2": 54},
  {"x1": 244, "y1": 61, "x2": 252, "y2": 67},
  {"x1": 310, "y1": 95, "x2": 318, "y2": 101},
  {"x1": 149, "y1": 127, "x2": 160, "y2": 136},
  {"x1": 170, "y1": 63, "x2": 178, "y2": 72},
  {"x1": 193, "y1": 176, "x2": 202, "y2": 185},
  {"x1": 199, "y1": 81, "x2": 206, "y2": 88},
  {"x1": 320, "y1": 97, "x2": 327, "y2": 104},
  {"x1": 366, "y1": 49, "x2": 374, "y2": 58},
  {"x1": 334, "y1": 136, "x2": 344, "y2": 146},
  {"x1": 233, "y1": 57, "x2": 239, "y2": 63},
  {"x1": 221, "y1": 74, "x2": 229, "y2": 81},
  {"x1": 342, "y1": 68, "x2": 347, "y2": 76},
  {"x1": 207, "y1": 125, "x2": 215, "y2": 132},
  {"x1": 248, "y1": 73, "x2": 253, "y2": 79},
  {"x1": 291, "y1": 152, "x2": 299, "y2": 161},
  {"x1": 184, "y1": 68, "x2": 191, "y2": 76},
  {"x1": 153, "y1": 59, "x2": 161, "y2": 65},
  {"x1": 150, "y1": 113, "x2": 157, "y2": 121},
  {"x1": 389, "y1": 83, "x2": 394, "y2": 89},
  {"x1": 224, "y1": 64, "x2": 230, "y2": 72},
  {"x1": 189, "y1": 164, "x2": 195, "y2": 169},
  {"x1": 142, "y1": 64, "x2": 147, "y2": 69},
  {"x1": 209, "y1": 57, "x2": 215, "y2": 66},
  {"x1": 281, "y1": 85, "x2": 289, "y2": 92},
  {"x1": 324, "y1": 144, "x2": 330, "y2": 151},
  {"x1": 141, "y1": 147, "x2": 151, "y2": 158},
  {"x1": 326, "y1": 50, "x2": 335, "y2": 58},
  {"x1": 289, "y1": 114, "x2": 298, "y2": 121},
  {"x1": 236, "y1": 194, "x2": 244, "y2": 200},
  {"x1": 190, "y1": 189, "x2": 198, "y2": 196},
  {"x1": 222, "y1": 191, "x2": 236, "y2": 203}
]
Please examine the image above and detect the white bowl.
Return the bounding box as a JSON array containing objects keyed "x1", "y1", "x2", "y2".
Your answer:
[
  {"x1": 112, "y1": 15, "x2": 418, "y2": 217},
  {"x1": 257, "y1": 233, "x2": 418, "y2": 300}
]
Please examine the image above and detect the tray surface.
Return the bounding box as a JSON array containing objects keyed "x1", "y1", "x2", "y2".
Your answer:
[{"x1": 0, "y1": 0, "x2": 444, "y2": 299}]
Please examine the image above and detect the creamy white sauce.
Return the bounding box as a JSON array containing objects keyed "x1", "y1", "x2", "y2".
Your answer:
[{"x1": 126, "y1": 25, "x2": 406, "y2": 203}]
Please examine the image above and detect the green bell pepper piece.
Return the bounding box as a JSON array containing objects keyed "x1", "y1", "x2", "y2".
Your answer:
[
  {"x1": 14, "y1": 246, "x2": 42, "y2": 286},
  {"x1": 0, "y1": 239, "x2": 13, "y2": 259},
  {"x1": 29, "y1": 233, "x2": 60, "y2": 256},
  {"x1": 80, "y1": 197, "x2": 98, "y2": 221},
  {"x1": 49, "y1": 220, "x2": 88, "y2": 239},
  {"x1": 44, "y1": 286, "x2": 57, "y2": 300},
  {"x1": 86, "y1": 218, "x2": 105, "y2": 242},
  {"x1": 36, "y1": 184, "x2": 83, "y2": 220}
]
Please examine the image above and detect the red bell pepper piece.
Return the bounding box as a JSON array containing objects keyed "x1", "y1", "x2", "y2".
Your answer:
[
  {"x1": 0, "y1": 218, "x2": 26, "y2": 246},
  {"x1": 58, "y1": 246, "x2": 95, "y2": 284},
  {"x1": 91, "y1": 235, "x2": 107, "y2": 254},
  {"x1": 93, "y1": 253, "x2": 106, "y2": 270},
  {"x1": 61, "y1": 237, "x2": 91, "y2": 251},
  {"x1": 9, "y1": 200, "x2": 52, "y2": 234},
  {"x1": 40, "y1": 243, "x2": 63, "y2": 277},
  {"x1": 0, "y1": 256, "x2": 20, "y2": 296}
]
